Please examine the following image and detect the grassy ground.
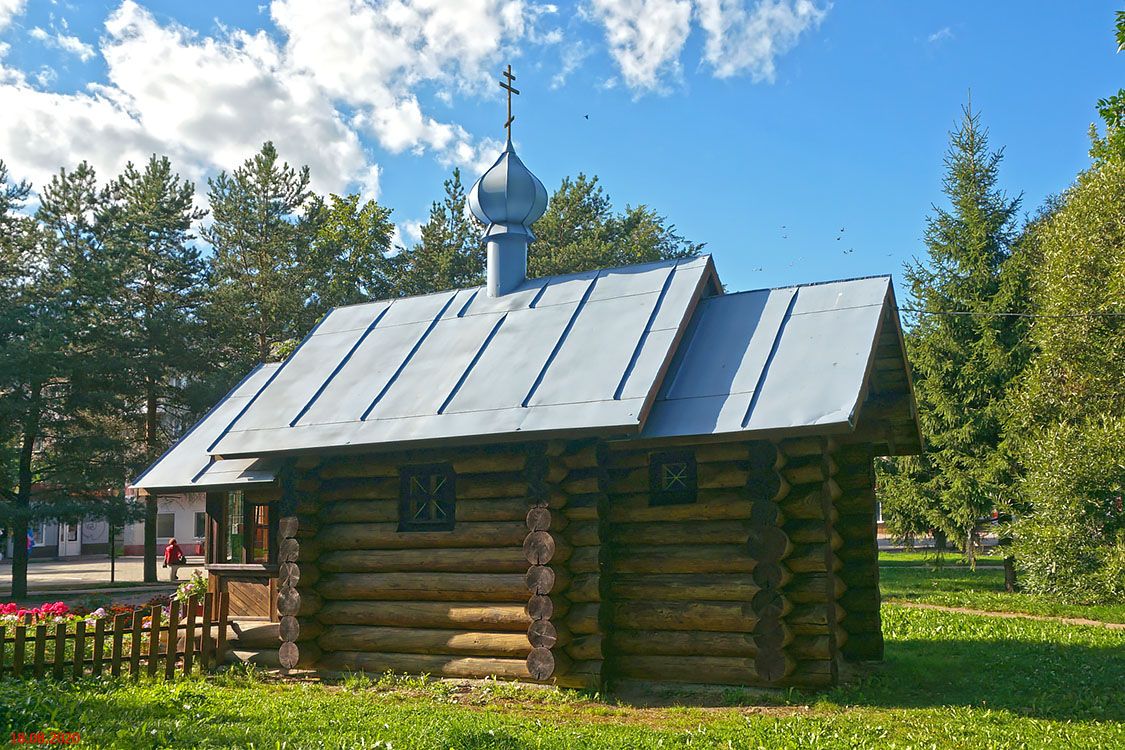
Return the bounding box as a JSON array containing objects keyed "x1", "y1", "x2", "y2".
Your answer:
[
  {"x1": 879, "y1": 564, "x2": 1125, "y2": 624},
  {"x1": 2, "y1": 605, "x2": 1122, "y2": 748},
  {"x1": 878, "y1": 550, "x2": 1006, "y2": 566},
  {"x1": 2, "y1": 561, "x2": 1123, "y2": 748}
]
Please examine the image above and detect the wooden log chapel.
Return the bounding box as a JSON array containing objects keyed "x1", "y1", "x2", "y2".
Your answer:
[{"x1": 133, "y1": 69, "x2": 921, "y2": 691}]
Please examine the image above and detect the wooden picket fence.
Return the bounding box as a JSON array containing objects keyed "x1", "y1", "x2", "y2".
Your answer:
[{"x1": 0, "y1": 592, "x2": 228, "y2": 680}]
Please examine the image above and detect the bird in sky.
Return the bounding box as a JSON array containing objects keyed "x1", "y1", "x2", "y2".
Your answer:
[{"x1": 583, "y1": 114, "x2": 589, "y2": 119}]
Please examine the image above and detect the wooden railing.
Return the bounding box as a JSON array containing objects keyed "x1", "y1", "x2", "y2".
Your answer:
[{"x1": 0, "y1": 592, "x2": 228, "y2": 680}]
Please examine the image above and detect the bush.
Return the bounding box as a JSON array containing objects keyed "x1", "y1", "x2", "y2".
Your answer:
[{"x1": 1012, "y1": 418, "x2": 1125, "y2": 603}]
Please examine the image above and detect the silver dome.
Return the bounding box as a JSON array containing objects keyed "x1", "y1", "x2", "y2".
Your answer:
[{"x1": 467, "y1": 139, "x2": 548, "y2": 239}]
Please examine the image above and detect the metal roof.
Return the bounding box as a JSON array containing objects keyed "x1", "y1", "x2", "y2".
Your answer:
[
  {"x1": 641, "y1": 276, "x2": 894, "y2": 439},
  {"x1": 131, "y1": 364, "x2": 281, "y2": 492},
  {"x1": 208, "y1": 255, "x2": 717, "y2": 458}
]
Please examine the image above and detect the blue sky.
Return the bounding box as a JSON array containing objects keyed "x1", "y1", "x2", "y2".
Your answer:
[{"x1": 0, "y1": 1, "x2": 1119, "y2": 296}]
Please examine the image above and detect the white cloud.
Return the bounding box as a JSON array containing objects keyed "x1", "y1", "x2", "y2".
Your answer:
[
  {"x1": 587, "y1": 0, "x2": 692, "y2": 92},
  {"x1": 30, "y1": 25, "x2": 97, "y2": 62},
  {"x1": 695, "y1": 0, "x2": 828, "y2": 81},
  {"x1": 928, "y1": 26, "x2": 953, "y2": 44},
  {"x1": 551, "y1": 39, "x2": 590, "y2": 89},
  {"x1": 587, "y1": 0, "x2": 828, "y2": 92},
  {"x1": 0, "y1": 0, "x2": 27, "y2": 32}
]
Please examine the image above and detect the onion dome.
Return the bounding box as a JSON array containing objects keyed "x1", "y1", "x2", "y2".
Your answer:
[{"x1": 467, "y1": 138, "x2": 548, "y2": 240}]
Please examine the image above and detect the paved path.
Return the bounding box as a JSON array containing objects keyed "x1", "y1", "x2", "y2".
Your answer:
[
  {"x1": 893, "y1": 600, "x2": 1125, "y2": 629},
  {"x1": 0, "y1": 555, "x2": 205, "y2": 596}
]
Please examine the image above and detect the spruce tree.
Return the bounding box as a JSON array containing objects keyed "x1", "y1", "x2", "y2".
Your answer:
[
  {"x1": 103, "y1": 155, "x2": 207, "y2": 582},
  {"x1": 203, "y1": 142, "x2": 322, "y2": 368},
  {"x1": 392, "y1": 169, "x2": 483, "y2": 296},
  {"x1": 880, "y1": 104, "x2": 1025, "y2": 564}
]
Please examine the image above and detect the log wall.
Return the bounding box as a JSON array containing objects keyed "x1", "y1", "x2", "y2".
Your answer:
[
  {"x1": 293, "y1": 444, "x2": 580, "y2": 685},
  {"x1": 282, "y1": 433, "x2": 880, "y2": 689},
  {"x1": 831, "y1": 443, "x2": 883, "y2": 660}
]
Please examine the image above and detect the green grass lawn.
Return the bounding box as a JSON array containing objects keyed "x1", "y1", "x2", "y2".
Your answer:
[
  {"x1": 878, "y1": 550, "x2": 1006, "y2": 566},
  {"x1": 2, "y1": 604, "x2": 1122, "y2": 749},
  {"x1": 879, "y1": 565, "x2": 1125, "y2": 624}
]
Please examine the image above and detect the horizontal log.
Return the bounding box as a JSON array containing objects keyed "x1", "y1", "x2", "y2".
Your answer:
[
  {"x1": 605, "y1": 491, "x2": 755, "y2": 523},
  {"x1": 610, "y1": 574, "x2": 760, "y2": 602},
  {"x1": 613, "y1": 629, "x2": 758, "y2": 658},
  {"x1": 746, "y1": 526, "x2": 792, "y2": 561},
  {"x1": 562, "y1": 503, "x2": 599, "y2": 522},
  {"x1": 784, "y1": 544, "x2": 839, "y2": 574},
  {"x1": 782, "y1": 458, "x2": 837, "y2": 486},
  {"x1": 320, "y1": 477, "x2": 399, "y2": 502},
  {"x1": 610, "y1": 601, "x2": 758, "y2": 632},
  {"x1": 318, "y1": 459, "x2": 400, "y2": 480},
  {"x1": 317, "y1": 573, "x2": 528, "y2": 602},
  {"x1": 451, "y1": 453, "x2": 526, "y2": 474},
  {"x1": 527, "y1": 647, "x2": 570, "y2": 681},
  {"x1": 277, "y1": 588, "x2": 322, "y2": 617},
  {"x1": 526, "y1": 594, "x2": 570, "y2": 622},
  {"x1": 561, "y1": 474, "x2": 601, "y2": 495},
  {"x1": 836, "y1": 490, "x2": 876, "y2": 516},
  {"x1": 779, "y1": 437, "x2": 835, "y2": 459},
  {"x1": 691, "y1": 442, "x2": 748, "y2": 463},
  {"x1": 523, "y1": 531, "x2": 573, "y2": 565},
  {"x1": 317, "y1": 601, "x2": 531, "y2": 630},
  {"x1": 279, "y1": 641, "x2": 321, "y2": 670},
  {"x1": 279, "y1": 615, "x2": 323, "y2": 643},
  {"x1": 322, "y1": 498, "x2": 533, "y2": 525},
  {"x1": 279, "y1": 516, "x2": 300, "y2": 539},
  {"x1": 318, "y1": 651, "x2": 534, "y2": 681},
  {"x1": 527, "y1": 620, "x2": 572, "y2": 649},
  {"x1": 553, "y1": 660, "x2": 603, "y2": 689},
  {"x1": 612, "y1": 544, "x2": 756, "y2": 574},
  {"x1": 746, "y1": 472, "x2": 789, "y2": 503},
  {"x1": 560, "y1": 444, "x2": 600, "y2": 470},
  {"x1": 525, "y1": 565, "x2": 568, "y2": 595},
  {"x1": 607, "y1": 520, "x2": 754, "y2": 546},
  {"x1": 278, "y1": 537, "x2": 320, "y2": 563},
  {"x1": 613, "y1": 654, "x2": 764, "y2": 686},
  {"x1": 565, "y1": 522, "x2": 601, "y2": 547},
  {"x1": 565, "y1": 634, "x2": 603, "y2": 661},
  {"x1": 838, "y1": 562, "x2": 879, "y2": 588},
  {"x1": 842, "y1": 611, "x2": 880, "y2": 633},
  {"x1": 779, "y1": 490, "x2": 826, "y2": 521},
  {"x1": 567, "y1": 546, "x2": 602, "y2": 574},
  {"x1": 785, "y1": 659, "x2": 835, "y2": 687},
  {"x1": 786, "y1": 520, "x2": 833, "y2": 545},
  {"x1": 785, "y1": 574, "x2": 846, "y2": 604},
  {"x1": 458, "y1": 473, "x2": 528, "y2": 499},
  {"x1": 836, "y1": 544, "x2": 878, "y2": 563},
  {"x1": 319, "y1": 522, "x2": 528, "y2": 551},
  {"x1": 835, "y1": 516, "x2": 877, "y2": 540},
  {"x1": 319, "y1": 547, "x2": 525, "y2": 574},
  {"x1": 565, "y1": 603, "x2": 601, "y2": 634},
  {"x1": 318, "y1": 626, "x2": 533, "y2": 657},
  {"x1": 565, "y1": 574, "x2": 601, "y2": 603},
  {"x1": 786, "y1": 604, "x2": 839, "y2": 636}
]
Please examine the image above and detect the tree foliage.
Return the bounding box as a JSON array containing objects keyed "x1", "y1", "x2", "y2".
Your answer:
[
  {"x1": 1008, "y1": 132, "x2": 1125, "y2": 601},
  {"x1": 877, "y1": 104, "x2": 1028, "y2": 562}
]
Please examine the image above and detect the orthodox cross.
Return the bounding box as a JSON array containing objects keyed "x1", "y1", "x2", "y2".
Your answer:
[{"x1": 499, "y1": 64, "x2": 520, "y2": 138}]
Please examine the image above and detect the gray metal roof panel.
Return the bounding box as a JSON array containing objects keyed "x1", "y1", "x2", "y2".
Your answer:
[
  {"x1": 210, "y1": 255, "x2": 715, "y2": 457},
  {"x1": 641, "y1": 276, "x2": 892, "y2": 439},
  {"x1": 132, "y1": 363, "x2": 282, "y2": 491}
]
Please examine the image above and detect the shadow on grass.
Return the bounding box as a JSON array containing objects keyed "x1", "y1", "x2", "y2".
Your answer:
[{"x1": 828, "y1": 622, "x2": 1125, "y2": 722}]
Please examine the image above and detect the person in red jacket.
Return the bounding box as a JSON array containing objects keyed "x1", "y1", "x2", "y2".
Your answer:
[{"x1": 163, "y1": 538, "x2": 186, "y2": 581}]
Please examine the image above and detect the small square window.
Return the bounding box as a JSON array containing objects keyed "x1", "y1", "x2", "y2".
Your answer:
[
  {"x1": 650, "y1": 450, "x2": 697, "y2": 506},
  {"x1": 399, "y1": 464, "x2": 456, "y2": 531}
]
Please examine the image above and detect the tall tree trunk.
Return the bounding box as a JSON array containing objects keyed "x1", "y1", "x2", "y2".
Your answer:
[
  {"x1": 142, "y1": 383, "x2": 159, "y2": 582},
  {"x1": 12, "y1": 383, "x2": 42, "y2": 599},
  {"x1": 933, "y1": 528, "x2": 947, "y2": 551}
]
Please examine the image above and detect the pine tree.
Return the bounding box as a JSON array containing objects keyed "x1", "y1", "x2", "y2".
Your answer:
[
  {"x1": 530, "y1": 174, "x2": 702, "y2": 277},
  {"x1": 392, "y1": 169, "x2": 483, "y2": 296},
  {"x1": 0, "y1": 162, "x2": 125, "y2": 597},
  {"x1": 203, "y1": 142, "x2": 322, "y2": 368},
  {"x1": 879, "y1": 104, "x2": 1026, "y2": 564},
  {"x1": 103, "y1": 155, "x2": 208, "y2": 582},
  {"x1": 310, "y1": 192, "x2": 396, "y2": 309}
]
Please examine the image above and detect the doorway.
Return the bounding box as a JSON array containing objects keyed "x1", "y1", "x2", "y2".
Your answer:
[{"x1": 58, "y1": 522, "x2": 82, "y2": 556}]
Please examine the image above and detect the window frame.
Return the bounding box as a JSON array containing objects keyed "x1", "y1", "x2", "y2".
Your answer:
[
  {"x1": 156, "y1": 512, "x2": 176, "y2": 539},
  {"x1": 649, "y1": 450, "x2": 698, "y2": 506},
  {"x1": 205, "y1": 490, "x2": 279, "y2": 568},
  {"x1": 194, "y1": 511, "x2": 207, "y2": 540},
  {"x1": 398, "y1": 463, "x2": 457, "y2": 532}
]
